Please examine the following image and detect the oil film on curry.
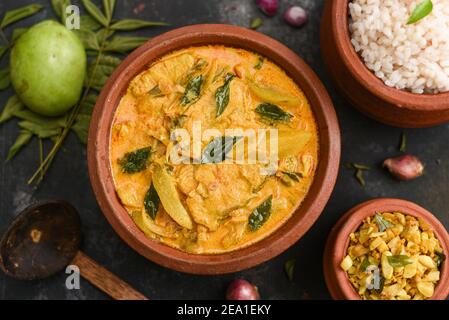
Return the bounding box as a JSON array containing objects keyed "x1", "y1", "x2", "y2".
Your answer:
[{"x1": 110, "y1": 46, "x2": 318, "y2": 254}]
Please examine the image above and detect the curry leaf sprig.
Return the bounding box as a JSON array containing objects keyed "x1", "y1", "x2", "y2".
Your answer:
[{"x1": 0, "y1": 0, "x2": 167, "y2": 185}]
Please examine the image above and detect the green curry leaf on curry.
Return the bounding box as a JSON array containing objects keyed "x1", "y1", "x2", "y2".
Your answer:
[{"x1": 118, "y1": 147, "x2": 151, "y2": 174}]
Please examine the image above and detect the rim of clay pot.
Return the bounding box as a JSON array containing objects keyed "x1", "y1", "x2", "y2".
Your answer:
[
  {"x1": 330, "y1": 0, "x2": 449, "y2": 112},
  {"x1": 87, "y1": 24, "x2": 341, "y2": 275},
  {"x1": 324, "y1": 198, "x2": 449, "y2": 300}
]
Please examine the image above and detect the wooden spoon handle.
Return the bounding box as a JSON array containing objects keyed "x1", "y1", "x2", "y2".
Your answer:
[{"x1": 72, "y1": 251, "x2": 148, "y2": 300}]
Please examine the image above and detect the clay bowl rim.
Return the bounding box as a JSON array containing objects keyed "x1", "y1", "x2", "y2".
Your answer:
[
  {"x1": 323, "y1": 198, "x2": 449, "y2": 300},
  {"x1": 87, "y1": 24, "x2": 341, "y2": 275},
  {"x1": 330, "y1": 0, "x2": 449, "y2": 111}
]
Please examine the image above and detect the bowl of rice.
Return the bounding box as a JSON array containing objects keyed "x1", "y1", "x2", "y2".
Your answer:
[{"x1": 321, "y1": 0, "x2": 449, "y2": 128}]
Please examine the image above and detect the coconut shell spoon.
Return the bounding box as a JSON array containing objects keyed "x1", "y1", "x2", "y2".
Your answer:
[{"x1": 0, "y1": 200, "x2": 148, "y2": 300}]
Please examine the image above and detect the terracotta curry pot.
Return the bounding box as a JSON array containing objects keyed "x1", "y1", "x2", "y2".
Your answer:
[
  {"x1": 321, "y1": 0, "x2": 449, "y2": 128},
  {"x1": 324, "y1": 198, "x2": 449, "y2": 300},
  {"x1": 88, "y1": 24, "x2": 340, "y2": 274}
]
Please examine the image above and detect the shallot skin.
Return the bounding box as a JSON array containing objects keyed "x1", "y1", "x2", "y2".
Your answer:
[
  {"x1": 256, "y1": 0, "x2": 279, "y2": 17},
  {"x1": 284, "y1": 6, "x2": 308, "y2": 27},
  {"x1": 226, "y1": 279, "x2": 260, "y2": 300},
  {"x1": 383, "y1": 154, "x2": 424, "y2": 181}
]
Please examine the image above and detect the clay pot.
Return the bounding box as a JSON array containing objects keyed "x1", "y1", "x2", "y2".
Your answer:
[
  {"x1": 321, "y1": 0, "x2": 449, "y2": 128},
  {"x1": 88, "y1": 24, "x2": 341, "y2": 274},
  {"x1": 324, "y1": 198, "x2": 449, "y2": 300}
]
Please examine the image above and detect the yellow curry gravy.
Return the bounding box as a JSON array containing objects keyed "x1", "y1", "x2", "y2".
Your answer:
[{"x1": 110, "y1": 46, "x2": 319, "y2": 254}]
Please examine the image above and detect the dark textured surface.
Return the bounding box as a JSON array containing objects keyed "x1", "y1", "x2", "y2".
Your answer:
[{"x1": 0, "y1": 0, "x2": 448, "y2": 300}]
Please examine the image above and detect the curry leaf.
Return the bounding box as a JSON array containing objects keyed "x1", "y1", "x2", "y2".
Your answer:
[
  {"x1": 18, "y1": 121, "x2": 62, "y2": 139},
  {"x1": 407, "y1": 0, "x2": 433, "y2": 25},
  {"x1": 79, "y1": 93, "x2": 98, "y2": 115},
  {"x1": 51, "y1": 0, "x2": 71, "y2": 23},
  {"x1": 110, "y1": 19, "x2": 168, "y2": 31},
  {"x1": 435, "y1": 251, "x2": 446, "y2": 268},
  {"x1": 0, "y1": 4, "x2": 43, "y2": 29},
  {"x1": 80, "y1": 15, "x2": 101, "y2": 31},
  {"x1": 82, "y1": 0, "x2": 109, "y2": 27},
  {"x1": 255, "y1": 103, "x2": 293, "y2": 122},
  {"x1": 371, "y1": 274, "x2": 385, "y2": 294},
  {"x1": 144, "y1": 183, "x2": 160, "y2": 220},
  {"x1": 250, "y1": 17, "x2": 263, "y2": 30},
  {"x1": 102, "y1": 0, "x2": 116, "y2": 23},
  {"x1": 72, "y1": 114, "x2": 91, "y2": 144},
  {"x1": 87, "y1": 54, "x2": 121, "y2": 91},
  {"x1": 12, "y1": 108, "x2": 67, "y2": 129},
  {"x1": 0, "y1": 68, "x2": 10, "y2": 90},
  {"x1": 360, "y1": 257, "x2": 371, "y2": 272},
  {"x1": 399, "y1": 132, "x2": 407, "y2": 152},
  {"x1": 118, "y1": 147, "x2": 151, "y2": 174},
  {"x1": 254, "y1": 57, "x2": 264, "y2": 70},
  {"x1": 0, "y1": 46, "x2": 7, "y2": 60},
  {"x1": 248, "y1": 196, "x2": 272, "y2": 231},
  {"x1": 284, "y1": 259, "x2": 296, "y2": 281},
  {"x1": 12, "y1": 28, "x2": 28, "y2": 42},
  {"x1": 375, "y1": 214, "x2": 394, "y2": 232},
  {"x1": 181, "y1": 75, "x2": 203, "y2": 106},
  {"x1": 0, "y1": 96, "x2": 23, "y2": 124},
  {"x1": 74, "y1": 29, "x2": 100, "y2": 51},
  {"x1": 201, "y1": 136, "x2": 241, "y2": 164},
  {"x1": 104, "y1": 36, "x2": 149, "y2": 53},
  {"x1": 387, "y1": 255, "x2": 414, "y2": 268},
  {"x1": 6, "y1": 130, "x2": 33, "y2": 161},
  {"x1": 215, "y1": 73, "x2": 234, "y2": 117},
  {"x1": 96, "y1": 28, "x2": 114, "y2": 43}
]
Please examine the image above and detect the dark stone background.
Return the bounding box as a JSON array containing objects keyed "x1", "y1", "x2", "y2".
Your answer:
[{"x1": 0, "y1": 0, "x2": 448, "y2": 300}]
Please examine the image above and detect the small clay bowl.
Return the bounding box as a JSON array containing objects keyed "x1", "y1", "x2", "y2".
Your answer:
[
  {"x1": 88, "y1": 24, "x2": 341, "y2": 274},
  {"x1": 321, "y1": 0, "x2": 449, "y2": 128},
  {"x1": 324, "y1": 198, "x2": 449, "y2": 300}
]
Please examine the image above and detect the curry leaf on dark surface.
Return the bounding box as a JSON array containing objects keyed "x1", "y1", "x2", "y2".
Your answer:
[
  {"x1": 144, "y1": 183, "x2": 160, "y2": 220},
  {"x1": 11, "y1": 28, "x2": 28, "y2": 42},
  {"x1": 51, "y1": 0, "x2": 71, "y2": 23},
  {"x1": 201, "y1": 136, "x2": 241, "y2": 164},
  {"x1": 18, "y1": 121, "x2": 62, "y2": 139},
  {"x1": 0, "y1": 46, "x2": 8, "y2": 60},
  {"x1": 80, "y1": 15, "x2": 101, "y2": 31},
  {"x1": 0, "y1": 96, "x2": 23, "y2": 124},
  {"x1": 104, "y1": 36, "x2": 148, "y2": 53},
  {"x1": 81, "y1": 0, "x2": 109, "y2": 27},
  {"x1": 0, "y1": 4, "x2": 43, "y2": 29},
  {"x1": 181, "y1": 75, "x2": 203, "y2": 106},
  {"x1": 215, "y1": 73, "x2": 235, "y2": 117},
  {"x1": 0, "y1": 67, "x2": 10, "y2": 90},
  {"x1": 284, "y1": 259, "x2": 296, "y2": 281},
  {"x1": 375, "y1": 214, "x2": 394, "y2": 232},
  {"x1": 87, "y1": 54, "x2": 121, "y2": 91},
  {"x1": 96, "y1": 28, "x2": 114, "y2": 44},
  {"x1": 118, "y1": 147, "x2": 151, "y2": 174},
  {"x1": 248, "y1": 196, "x2": 272, "y2": 231},
  {"x1": 102, "y1": 0, "x2": 116, "y2": 23},
  {"x1": 6, "y1": 130, "x2": 33, "y2": 161},
  {"x1": 72, "y1": 114, "x2": 91, "y2": 144},
  {"x1": 345, "y1": 163, "x2": 371, "y2": 170},
  {"x1": 255, "y1": 103, "x2": 293, "y2": 122},
  {"x1": 387, "y1": 255, "x2": 414, "y2": 268},
  {"x1": 111, "y1": 19, "x2": 169, "y2": 31},
  {"x1": 74, "y1": 29, "x2": 100, "y2": 51},
  {"x1": 250, "y1": 17, "x2": 263, "y2": 30},
  {"x1": 399, "y1": 132, "x2": 407, "y2": 152}
]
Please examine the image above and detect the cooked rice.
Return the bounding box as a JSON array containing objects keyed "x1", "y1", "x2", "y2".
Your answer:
[{"x1": 349, "y1": 0, "x2": 449, "y2": 94}]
